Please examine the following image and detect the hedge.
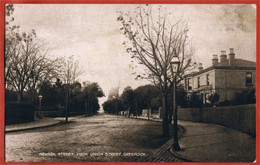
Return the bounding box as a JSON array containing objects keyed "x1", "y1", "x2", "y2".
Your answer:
[{"x1": 5, "y1": 103, "x2": 35, "y2": 125}]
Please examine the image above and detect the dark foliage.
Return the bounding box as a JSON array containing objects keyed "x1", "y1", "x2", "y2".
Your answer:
[
  {"x1": 102, "y1": 98, "x2": 123, "y2": 114},
  {"x1": 217, "y1": 100, "x2": 233, "y2": 107},
  {"x1": 233, "y1": 89, "x2": 256, "y2": 105},
  {"x1": 5, "y1": 90, "x2": 18, "y2": 103},
  {"x1": 133, "y1": 85, "x2": 161, "y2": 114},
  {"x1": 187, "y1": 92, "x2": 203, "y2": 108},
  {"x1": 208, "y1": 93, "x2": 220, "y2": 106},
  {"x1": 5, "y1": 103, "x2": 35, "y2": 124}
]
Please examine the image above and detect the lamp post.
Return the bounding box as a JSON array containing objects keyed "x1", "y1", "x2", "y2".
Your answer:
[
  {"x1": 170, "y1": 56, "x2": 181, "y2": 151},
  {"x1": 38, "y1": 95, "x2": 43, "y2": 119}
]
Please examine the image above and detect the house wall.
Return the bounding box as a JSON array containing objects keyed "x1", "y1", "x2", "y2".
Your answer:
[
  {"x1": 193, "y1": 70, "x2": 215, "y2": 90},
  {"x1": 215, "y1": 69, "x2": 256, "y2": 101},
  {"x1": 185, "y1": 68, "x2": 256, "y2": 103},
  {"x1": 185, "y1": 70, "x2": 215, "y2": 92},
  {"x1": 185, "y1": 70, "x2": 216, "y2": 103},
  {"x1": 177, "y1": 104, "x2": 256, "y2": 136}
]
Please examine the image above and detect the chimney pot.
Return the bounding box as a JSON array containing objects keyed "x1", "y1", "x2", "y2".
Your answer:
[
  {"x1": 213, "y1": 54, "x2": 218, "y2": 59},
  {"x1": 198, "y1": 63, "x2": 203, "y2": 71},
  {"x1": 212, "y1": 54, "x2": 218, "y2": 65},
  {"x1": 228, "y1": 48, "x2": 235, "y2": 66},
  {"x1": 230, "y1": 48, "x2": 234, "y2": 54},
  {"x1": 220, "y1": 50, "x2": 227, "y2": 62},
  {"x1": 221, "y1": 50, "x2": 226, "y2": 55}
]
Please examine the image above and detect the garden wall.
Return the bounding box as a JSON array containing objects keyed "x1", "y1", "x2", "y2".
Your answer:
[{"x1": 178, "y1": 104, "x2": 256, "y2": 136}]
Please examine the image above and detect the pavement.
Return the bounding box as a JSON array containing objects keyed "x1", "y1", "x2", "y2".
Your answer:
[
  {"x1": 5, "y1": 114, "x2": 256, "y2": 162},
  {"x1": 5, "y1": 115, "x2": 85, "y2": 133},
  {"x1": 171, "y1": 121, "x2": 255, "y2": 162}
]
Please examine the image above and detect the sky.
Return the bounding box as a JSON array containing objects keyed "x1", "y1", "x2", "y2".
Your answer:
[{"x1": 11, "y1": 4, "x2": 256, "y2": 104}]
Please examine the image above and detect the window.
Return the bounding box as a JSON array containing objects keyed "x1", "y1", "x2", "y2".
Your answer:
[
  {"x1": 206, "y1": 74, "x2": 210, "y2": 85},
  {"x1": 185, "y1": 78, "x2": 192, "y2": 90},
  {"x1": 188, "y1": 78, "x2": 192, "y2": 90},
  {"x1": 205, "y1": 93, "x2": 210, "y2": 104},
  {"x1": 246, "y1": 72, "x2": 252, "y2": 85},
  {"x1": 197, "y1": 77, "x2": 200, "y2": 88}
]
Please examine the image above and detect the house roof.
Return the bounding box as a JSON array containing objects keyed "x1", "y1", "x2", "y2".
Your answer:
[
  {"x1": 215, "y1": 59, "x2": 256, "y2": 67},
  {"x1": 185, "y1": 59, "x2": 256, "y2": 77}
]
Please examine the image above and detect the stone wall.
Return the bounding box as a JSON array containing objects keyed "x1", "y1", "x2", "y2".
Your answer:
[{"x1": 178, "y1": 104, "x2": 256, "y2": 136}]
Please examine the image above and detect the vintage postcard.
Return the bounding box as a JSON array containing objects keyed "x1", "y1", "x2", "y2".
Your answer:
[{"x1": 1, "y1": 2, "x2": 258, "y2": 164}]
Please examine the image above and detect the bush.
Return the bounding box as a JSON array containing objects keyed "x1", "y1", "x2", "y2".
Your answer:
[
  {"x1": 5, "y1": 90, "x2": 18, "y2": 102},
  {"x1": 187, "y1": 92, "x2": 203, "y2": 108},
  {"x1": 217, "y1": 100, "x2": 233, "y2": 107},
  {"x1": 203, "y1": 103, "x2": 213, "y2": 107},
  {"x1": 233, "y1": 89, "x2": 256, "y2": 105},
  {"x1": 208, "y1": 93, "x2": 220, "y2": 106}
]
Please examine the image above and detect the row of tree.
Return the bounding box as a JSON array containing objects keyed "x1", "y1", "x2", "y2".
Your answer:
[
  {"x1": 5, "y1": 5, "x2": 105, "y2": 119},
  {"x1": 102, "y1": 84, "x2": 215, "y2": 121},
  {"x1": 38, "y1": 80, "x2": 104, "y2": 116},
  {"x1": 5, "y1": 4, "x2": 61, "y2": 103},
  {"x1": 102, "y1": 85, "x2": 161, "y2": 116},
  {"x1": 103, "y1": 84, "x2": 255, "y2": 120}
]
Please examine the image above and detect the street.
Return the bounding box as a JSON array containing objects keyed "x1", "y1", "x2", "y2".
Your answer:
[{"x1": 5, "y1": 113, "x2": 174, "y2": 162}]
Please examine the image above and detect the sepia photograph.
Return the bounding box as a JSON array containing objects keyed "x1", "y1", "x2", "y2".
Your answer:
[{"x1": 3, "y1": 3, "x2": 257, "y2": 163}]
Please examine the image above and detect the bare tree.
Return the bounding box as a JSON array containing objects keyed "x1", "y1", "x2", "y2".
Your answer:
[
  {"x1": 27, "y1": 50, "x2": 60, "y2": 103},
  {"x1": 59, "y1": 55, "x2": 82, "y2": 123},
  {"x1": 5, "y1": 29, "x2": 59, "y2": 103},
  {"x1": 59, "y1": 55, "x2": 82, "y2": 84},
  {"x1": 117, "y1": 5, "x2": 193, "y2": 137},
  {"x1": 108, "y1": 86, "x2": 120, "y2": 100},
  {"x1": 5, "y1": 4, "x2": 20, "y2": 90},
  {"x1": 5, "y1": 5, "x2": 60, "y2": 103},
  {"x1": 108, "y1": 84, "x2": 121, "y2": 115}
]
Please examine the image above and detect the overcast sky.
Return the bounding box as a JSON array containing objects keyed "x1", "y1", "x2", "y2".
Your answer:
[{"x1": 12, "y1": 4, "x2": 256, "y2": 104}]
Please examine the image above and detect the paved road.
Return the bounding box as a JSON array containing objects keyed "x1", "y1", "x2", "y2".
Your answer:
[{"x1": 5, "y1": 113, "x2": 175, "y2": 162}]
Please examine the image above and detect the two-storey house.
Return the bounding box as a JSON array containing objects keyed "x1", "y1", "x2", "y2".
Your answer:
[{"x1": 184, "y1": 48, "x2": 256, "y2": 103}]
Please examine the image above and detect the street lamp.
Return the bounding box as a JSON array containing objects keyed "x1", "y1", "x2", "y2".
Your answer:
[
  {"x1": 170, "y1": 55, "x2": 181, "y2": 151},
  {"x1": 38, "y1": 95, "x2": 43, "y2": 119}
]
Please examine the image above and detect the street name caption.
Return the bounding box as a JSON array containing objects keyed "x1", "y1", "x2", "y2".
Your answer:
[{"x1": 39, "y1": 152, "x2": 146, "y2": 157}]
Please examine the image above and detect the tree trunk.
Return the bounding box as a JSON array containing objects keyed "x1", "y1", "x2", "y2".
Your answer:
[
  {"x1": 17, "y1": 91, "x2": 23, "y2": 103},
  {"x1": 135, "y1": 101, "x2": 138, "y2": 118},
  {"x1": 65, "y1": 90, "x2": 69, "y2": 123},
  {"x1": 85, "y1": 98, "x2": 87, "y2": 116},
  {"x1": 128, "y1": 106, "x2": 130, "y2": 117},
  {"x1": 88, "y1": 97, "x2": 91, "y2": 116},
  {"x1": 162, "y1": 94, "x2": 169, "y2": 137}
]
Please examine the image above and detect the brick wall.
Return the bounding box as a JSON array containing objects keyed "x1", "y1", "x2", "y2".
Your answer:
[{"x1": 178, "y1": 104, "x2": 256, "y2": 136}]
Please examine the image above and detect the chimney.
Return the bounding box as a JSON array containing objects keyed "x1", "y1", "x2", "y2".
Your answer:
[
  {"x1": 198, "y1": 63, "x2": 203, "y2": 71},
  {"x1": 212, "y1": 54, "x2": 218, "y2": 66},
  {"x1": 220, "y1": 50, "x2": 227, "y2": 62},
  {"x1": 228, "y1": 48, "x2": 235, "y2": 66}
]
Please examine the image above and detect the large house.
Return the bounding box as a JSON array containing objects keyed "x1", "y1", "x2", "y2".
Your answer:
[{"x1": 184, "y1": 48, "x2": 256, "y2": 103}]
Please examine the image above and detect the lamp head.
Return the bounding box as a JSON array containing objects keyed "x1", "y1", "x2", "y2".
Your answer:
[
  {"x1": 170, "y1": 56, "x2": 180, "y2": 73},
  {"x1": 39, "y1": 95, "x2": 43, "y2": 99}
]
